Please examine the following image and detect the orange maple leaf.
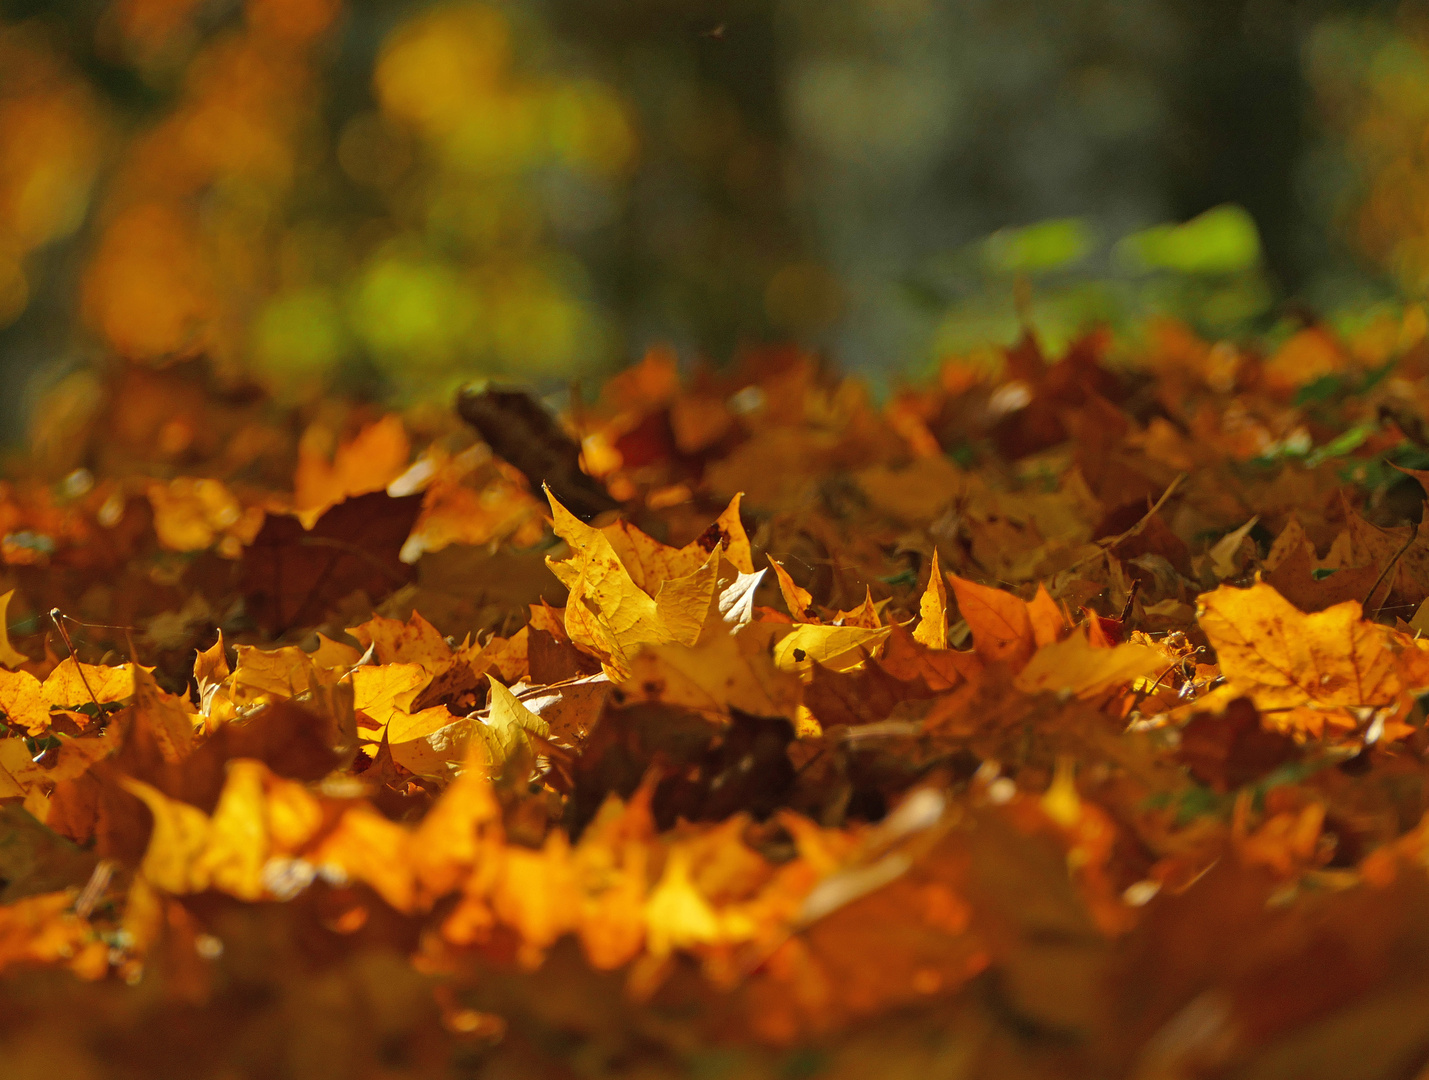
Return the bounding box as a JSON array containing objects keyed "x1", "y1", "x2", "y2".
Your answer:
[
  {"x1": 1197, "y1": 581, "x2": 1400, "y2": 736},
  {"x1": 293, "y1": 415, "x2": 411, "y2": 522}
]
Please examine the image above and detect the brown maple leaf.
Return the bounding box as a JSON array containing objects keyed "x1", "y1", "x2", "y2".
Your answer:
[{"x1": 238, "y1": 491, "x2": 423, "y2": 636}]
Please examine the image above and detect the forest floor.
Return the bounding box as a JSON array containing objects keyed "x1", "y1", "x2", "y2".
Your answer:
[{"x1": 5, "y1": 323, "x2": 1429, "y2": 1079}]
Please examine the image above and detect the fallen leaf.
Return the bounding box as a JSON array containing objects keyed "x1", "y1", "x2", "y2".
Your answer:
[
  {"x1": 479, "y1": 675, "x2": 551, "y2": 776},
  {"x1": 769, "y1": 557, "x2": 816, "y2": 623},
  {"x1": 1208, "y1": 516, "x2": 1260, "y2": 580},
  {"x1": 1013, "y1": 630, "x2": 1165, "y2": 699},
  {"x1": 913, "y1": 550, "x2": 948, "y2": 649},
  {"x1": 239, "y1": 491, "x2": 423, "y2": 636},
  {"x1": 772, "y1": 623, "x2": 891, "y2": 675},
  {"x1": 457, "y1": 383, "x2": 619, "y2": 522},
  {"x1": 1177, "y1": 696, "x2": 1300, "y2": 792},
  {"x1": 623, "y1": 623, "x2": 802, "y2": 719},
  {"x1": 294, "y1": 414, "x2": 411, "y2": 521},
  {"x1": 947, "y1": 574, "x2": 1035, "y2": 667},
  {"x1": 1197, "y1": 581, "x2": 1399, "y2": 735}
]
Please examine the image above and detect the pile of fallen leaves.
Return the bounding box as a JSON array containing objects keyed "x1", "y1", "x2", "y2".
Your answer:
[{"x1": 10, "y1": 319, "x2": 1429, "y2": 1078}]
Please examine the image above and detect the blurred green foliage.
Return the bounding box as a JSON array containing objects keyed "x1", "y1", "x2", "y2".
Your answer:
[
  {"x1": 919, "y1": 203, "x2": 1275, "y2": 368},
  {"x1": 1116, "y1": 205, "x2": 1262, "y2": 276},
  {"x1": 0, "y1": 0, "x2": 1425, "y2": 426}
]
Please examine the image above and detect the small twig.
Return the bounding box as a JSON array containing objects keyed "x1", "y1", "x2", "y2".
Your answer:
[
  {"x1": 74, "y1": 859, "x2": 114, "y2": 919},
  {"x1": 48, "y1": 608, "x2": 102, "y2": 712},
  {"x1": 833, "y1": 721, "x2": 924, "y2": 743},
  {"x1": 46, "y1": 613, "x2": 136, "y2": 632},
  {"x1": 47, "y1": 609, "x2": 141, "y2": 665},
  {"x1": 1138, "y1": 658, "x2": 1183, "y2": 702},
  {"x1": 1119, "y1": 578, "x2": 1142, "y2": 624},
  {"x1": 1364, "y1": 518, "x2": 1418, "y2": 619},
  {"x1": 1068, "y1": 473, "x2": 1187, "y2": 572}
]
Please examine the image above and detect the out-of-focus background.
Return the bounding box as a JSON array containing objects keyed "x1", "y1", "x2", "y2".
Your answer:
[{"x1": 1, "y1": 0, "x2": 1427, "y2": 436}]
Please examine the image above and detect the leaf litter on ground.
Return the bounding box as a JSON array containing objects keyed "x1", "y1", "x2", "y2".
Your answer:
[{"x1": 9, "y1": 323, "x2": 1429, "y2": 1076}]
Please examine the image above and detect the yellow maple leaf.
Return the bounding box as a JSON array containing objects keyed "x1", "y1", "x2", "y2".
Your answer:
[
  {"x1": 913, "y1": 550, "x2": 948, "y2": 649},
  {"x1": 558, "y1": 487, "x2": 752, "y2": 593},
  {"x1": 410, "y1": 748, "x2": 504, "y2": 899},
  {"x1": 389, "y1": 714, "x2": 474, "y2": 780},
  {"x1": 0, "y1": 658, "x2": 137, "y2": 735},
  {"x1": 603, "y1": 518, "x2": 712, "y2": 593},
  {"x1": 477, "y1": 675, "x2": 551, "y2": 775},
  {"x1": 348, "y1": 610, "x2": 453, "y2": 669},
  {"x1": 122, "y1": 777, "x2": 215, "y2": 895},
  {"x1": 311, "y1": 633, "x2": 362, "y2": 670},
  {"x1": 193, "y1": 760, "x2": 271, "y2": 900},
  {"x1": 649, "y1": 550, "x2": 722, "y2": 645},
  {"x1": 572, "y1": 791, "x2": 653, "y2": 970},
  {"x1": 193, "y1": 631, "x2": 230, "y2": 687},
  {"x1": 131, "y1": 665, "x2": 197, "y2": 763},
  {"x1": 124, "y1": 754, "x2": 425, "y2": 915},
  {"x1": 351, "y1": 662, "x2": 429, "y2": 735},
  {"x1": 772, "y1": 623, "x2": 890, "y2": 675},
  {"x1": 644, "y1": 848, "x2": 727, "y2": 957},
  {"x1": 1197, "y1": 580, "x2": 1399, "y2": 735},
  {"x1": 1013, "y1": 631, "x2": 1165, "y2": 699},
  {"x1": 387, "y1": 704, "x2": 463, "y2": 745},
  {"x1": 230, "y1": 644, "x2": 339, "y2": 707},
  {"x1": 548, "y1": 493, "x2": 721, "y2": 672},
  {"x1": 265, "y1": 771, "x2": 325, "y2": 851},
  {"x1": 834, "y1": 588, "x2": 882, "y2": 629},
  {"x1": 0, "y1": 725, "x2": 121, "y2": 808},
  {"x1": 490, "y1": 832, "x2": 581, "y2": 968},
  {"x1": 545, "y1": 490, "x2": 758, "y2": 674},
  {"x1": 559, "y1": 533, "x2": 668, "y2": 665},
  {"x1": 308, "y1": 804, "x2": 416, "y2": 912},
  {"x1": 703, "y1": 492, "x2": 755, "y2": 574},
  {"x1": 44, "y1": 658, "x2": 135, "y2": 713},
  {"x1": 0, "y1": 668, "x2": 44, "y2": 734},
  {"x1": 623, "y1": 622, "x2": 802, "y2": 719}
]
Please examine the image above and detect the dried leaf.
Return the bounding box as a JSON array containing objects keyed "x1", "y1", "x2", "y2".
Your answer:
[
  {"x1": 913, "y1": 550, "x2": 948, "y2": 649},
  {"x1": 769, "y1": 557, "x2": 816, "y2": 622},
  {"x1": 623, "y1": 623, "x2": 802, "y2": 719},
  {"x1": 1013, "y1": 631, "x2": 1165, "y2": 699},
  {"x1": 457, "y1": 383, "x2": 619, "y2": 522},
  {"x1": 293, "y1": 414, "x2": 411, "y2": 520},
  {"x1": 947, "y1": 574, "x2": 1035, "y2": 667},
  {"x1": 478, "y1": 675, "x2": 551, "y2": 775},
  {"x1": 239, "y1": 491, "x2": 423, "y2": 636},
  {"x1": 1197, "y1": 581, "x2": 1398, "y2": 734}
]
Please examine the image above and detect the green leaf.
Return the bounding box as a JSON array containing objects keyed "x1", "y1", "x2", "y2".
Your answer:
[
  {"x1": 1116, "y1": 204, "x2": 1261, "y2": 276},
  {"x1": 983, "y1": 218, "x2": 1095, "y2": 275},
  {"x1": 1304, "y1": 422, "x2": 1374, "y2": 467}
]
